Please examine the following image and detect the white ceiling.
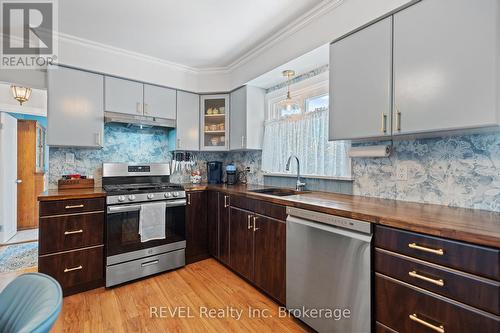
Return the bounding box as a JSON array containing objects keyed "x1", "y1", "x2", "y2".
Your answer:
[
  {"x1": 58, "y1": 0, "x2": 325, "y2": 69},
  {"x1": 248, "y1": 44, "x2": 329, "y2": 89}
]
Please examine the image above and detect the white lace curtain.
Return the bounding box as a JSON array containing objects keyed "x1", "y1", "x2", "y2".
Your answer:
[{"x1": 261, "y1": 109, "x2": 350, "y2": 177}]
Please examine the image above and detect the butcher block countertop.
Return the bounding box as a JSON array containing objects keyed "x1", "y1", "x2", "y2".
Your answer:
[
  {"x1": 185, "y1": 184, "x2": 500, "y2": 248},
  {"x1": 38, "y1": 187, "x2": 106, "y2": 201}
]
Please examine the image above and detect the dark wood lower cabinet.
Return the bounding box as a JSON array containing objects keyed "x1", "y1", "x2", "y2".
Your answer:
[
  {"x1": 218, "y1": 193, "x2": 230, "y2": 264},
  {"x1": 207, "y1": 191, "x2": 218, "y2": 257},
  {"x1": 38, "y1": 246, "x2": 104, "y2": 296},
  {"x1": 185, "y1": 191, "x2": 209, "y2": 264},
  {"x1": 229, "y1": 207, "x2": 254, "y2": 279},
  {"x1": 38, "y1": 197, "x2": 105, "y2": 296},
  {"x1": 375, "y1": 274, "x2": 499, "y2": 332},
  {"x1": 253, "y1": 214, "x2": 286, "y2": 304}
]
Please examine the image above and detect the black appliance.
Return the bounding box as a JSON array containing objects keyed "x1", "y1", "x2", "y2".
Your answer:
[
  {"x1": 102, "y1": 163, "x2": 186, "y2": 287},
  {"x1": 226, "y1": 164, "x2": 237, "y2": 185},
  {"x1": 207, "y1": 161, "x2": 223, "y2": 184}
]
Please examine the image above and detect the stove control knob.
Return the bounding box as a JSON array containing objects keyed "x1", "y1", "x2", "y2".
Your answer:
[
  {"x1": 118, "y1": 195, "x2": 126, "y2": 202},
  {"x1": 128, "y1": 195, "x2": 136, "y2": 201},
  {"x1": 164, "y1": 192, "x2": 172, "y2": 198},
  {"x1": 172, "y1": 191, "x2": 179, "y2": 197},
  {"x1": 147, "y1": 194, "x2": 154, "y2": 200}
]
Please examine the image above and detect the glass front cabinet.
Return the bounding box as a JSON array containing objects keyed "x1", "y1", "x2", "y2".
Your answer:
[{"x1": 200, "y1": 94, "x2": 229, "y2": 151}]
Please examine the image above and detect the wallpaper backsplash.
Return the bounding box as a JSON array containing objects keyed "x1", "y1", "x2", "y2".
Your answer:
[
  {"x1": 352, "y1": 132, "x2": 500, "y2": 212},
  {"x1": 49, "y1": 123, "x2": 500, "y2": 212}
]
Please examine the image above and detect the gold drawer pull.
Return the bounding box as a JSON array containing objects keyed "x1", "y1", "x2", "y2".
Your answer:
[
  {"x1": 408, "y1": 242, "x2": 444, "y2": 255},
  {"x1": 65, "y1": 204, "x2": 84, "y2": 209},
  {"x1": 64, "y1": 265, "x2": 83, "y2": 273},
  {"x1": 409, "y1": 313, "x2": 444, "y2": 333},
  {"x1": 64, "y1": 229, "x2": 83, "y2": 235},
  {"x1": 409, "y1": 270, "x2": 444, "y2": 286}
]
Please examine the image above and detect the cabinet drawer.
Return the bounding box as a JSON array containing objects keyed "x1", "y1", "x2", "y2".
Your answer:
[
  {"x1": 39, "y1": 212, "x2": 104, "y2": 255},
  {"x1": 375, "y1": 249, "x2": 500, "y2": 315},
  {"x1": 40, "y1": 197, "x2": 105, "y2": 217},
  {"x1": 375, "y1": 225, "x2": 500, "y2": 280},
  {"x1": 38, "y1": 246, "x2": 104, "y2": 295},
  {"x1": 230, "y1": 194, "x2": 286, "y2": 221},
  {"x1": 375, "y1": 274, "x2": 499, "y2": 333}
]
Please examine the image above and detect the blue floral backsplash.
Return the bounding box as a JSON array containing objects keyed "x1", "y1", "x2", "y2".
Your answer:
[
  {"x1": 352, "y1": 132, "x2": 500, "y2": 212},
  {"x1": 49, "y1": 124, "x2": 171, "y2": 187},
  {"x1": 49, "y1": 123, "x2": 500, "y2": 212}
]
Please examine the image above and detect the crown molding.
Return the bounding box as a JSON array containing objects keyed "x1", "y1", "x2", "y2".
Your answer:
[
  {"x1": 221, "y1": 0, "x2": 345, "y2": 72},
  {"x1": 57, "y1": 32, "x2": 200, "y2": 74},
  {"x1": 55, "y1": 0, "x2": 345, "y2": 77}
]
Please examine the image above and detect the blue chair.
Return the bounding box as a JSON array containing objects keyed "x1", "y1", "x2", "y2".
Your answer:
[{"x1": 0, "y1": 273, "x2": 62, "y2": 333}]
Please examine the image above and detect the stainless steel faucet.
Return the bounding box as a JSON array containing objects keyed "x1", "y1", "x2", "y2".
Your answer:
[{"x1": 285, "y1": 154, "x2": 306, "y2": 191}]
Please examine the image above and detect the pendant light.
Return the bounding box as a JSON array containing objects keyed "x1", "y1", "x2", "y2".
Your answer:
[
  {"x1": 277, "y1": 70, "x2": 300, "y2": 114},
  {"x1": 11, "y1": 85, "x2": 32, "y2": 105}
]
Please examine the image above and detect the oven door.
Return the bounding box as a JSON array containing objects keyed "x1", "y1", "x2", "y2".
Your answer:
[{"x1": 106, "y1": 199, "x2": 186, "y2": 261}]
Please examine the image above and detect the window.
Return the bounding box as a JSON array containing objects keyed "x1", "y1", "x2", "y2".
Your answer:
[{"x1": 262, "y1": 74, "x2": 351, "y2": 179}]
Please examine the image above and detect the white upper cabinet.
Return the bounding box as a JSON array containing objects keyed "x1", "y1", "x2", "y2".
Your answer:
[
  {"x1": 176, "y1": 91, "x2": 199, "y2": 151},
  {"x1": 329, "y1": 17, "x2": 393, "y2": 140},
  {"x1": 144, "y1": 84, "x2": 176, "y2": 119},
  {"x1": 47, "y1": 66, "x2": 104, "y2": 147},
  {"x1": 393, "y1": 0, "x2": 499, "y2": 135},
  {"x1": 105, "y1": 76, "x2": 143, "y2": 116},
  {"x1": 229, "y1": 86, "x2": 265, "y2": 150}
]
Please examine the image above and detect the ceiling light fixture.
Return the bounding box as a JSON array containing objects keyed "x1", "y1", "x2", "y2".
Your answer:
[
  {"x1": 278, "y1": 70, "x2": 299, "y2": 112},
  {"x1": 11, "y1": 85, "x2": 32, "y2": 105}
]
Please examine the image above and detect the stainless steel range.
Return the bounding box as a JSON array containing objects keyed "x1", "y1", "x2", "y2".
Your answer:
[{"x1": 103, "y1": 163, "x2": 186, "y2": 287}]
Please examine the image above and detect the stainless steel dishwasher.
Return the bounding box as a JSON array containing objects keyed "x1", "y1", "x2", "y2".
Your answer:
[{"x1": 286, "y1": 207, "x2": 372, "y2": 333}]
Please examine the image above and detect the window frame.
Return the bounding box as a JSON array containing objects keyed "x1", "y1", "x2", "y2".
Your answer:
[{"x1": 263, "y1": 72, "x2": 352, "y2": 180}]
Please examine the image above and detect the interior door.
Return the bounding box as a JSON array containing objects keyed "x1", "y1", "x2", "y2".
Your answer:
[
  {"x1": 17, "y1": 120, "x2": 37, "y2": 230},
  {"x1": 0, "y1": 113, "x2": 17, "y2": 243},
  {"x1": 229, "y1": 207, "x2": 253, "y2": 279},
  {"x1": 253, "y1": 214, "x2": 286, "y2": 304}
]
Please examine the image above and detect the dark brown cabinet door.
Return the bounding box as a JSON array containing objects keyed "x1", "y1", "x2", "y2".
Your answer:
[
  {"x1": 253, "y1": 215, "x2": 286, "y2": 304},
  {"x1": 185, "y1": 191, "x2": 209, "y2": 264},
  {"x1": 229, "y1": 207, "x2": 254, "y2": 280},
  {"x1": 207, "y1": 191, "x2": 219, "y2": 258},
  {"x1": 219, "y1": 193, "x2": 231, "y2": 265}
]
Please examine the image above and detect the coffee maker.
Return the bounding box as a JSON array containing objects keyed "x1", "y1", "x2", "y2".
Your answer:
[
  {"x1": 226, "y1": 164, "x2": 237, "y2": 185},
  {"x1": 207, "y1": 161, "x2": 223, "y2": 184}
]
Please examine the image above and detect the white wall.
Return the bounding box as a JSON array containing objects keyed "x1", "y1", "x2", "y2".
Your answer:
[
  {"x1": 52, "y1": 0, "x2": 415, "y2": 92},
  {"x1": 0, "y1": 82, "x2": 47, "y2": 117}
]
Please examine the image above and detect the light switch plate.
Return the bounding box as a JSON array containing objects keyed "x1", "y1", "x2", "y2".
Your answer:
[
  {"x1": 395, "y1": 165, "x2": 408, "y2": 181},
  {"x1": 65, "y1": 152, "x2": 75, "y2": 164}
]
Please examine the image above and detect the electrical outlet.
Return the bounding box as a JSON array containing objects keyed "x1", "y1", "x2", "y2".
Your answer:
[
  {"x1": 65, "y1": 152, "x2": 75, "y2": 164},
  {"x1": 395, "y1": 165, "x2": 408, "y2": 181},
  {"x1": 245, "y1": 166, "x2": 251, "y2": 173}
]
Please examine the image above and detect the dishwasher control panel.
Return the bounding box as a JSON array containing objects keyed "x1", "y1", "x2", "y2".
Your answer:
[{"x1": 286, "y1": 207, "x2": 372, "y2": 234}]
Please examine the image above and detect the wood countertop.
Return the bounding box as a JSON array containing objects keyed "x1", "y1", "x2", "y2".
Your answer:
[
  {"x1": 185, "y1": 184, "x2": 500, "y2": 248},
  {"x1": 38, "y1": 187, "x2": 106, "y2": 201}
]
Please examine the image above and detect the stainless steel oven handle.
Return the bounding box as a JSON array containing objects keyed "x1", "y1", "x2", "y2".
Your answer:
[
  {"x1": 107, "y1": 205, "x2": 142, "y2": 213},
  {"x1": 165, "y1": 199, "x2": 187, "y2": 207}
]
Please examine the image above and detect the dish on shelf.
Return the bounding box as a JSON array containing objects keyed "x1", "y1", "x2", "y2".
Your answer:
[{"x1": 210, "y1": 137, "x2": 220, "y2": 146}]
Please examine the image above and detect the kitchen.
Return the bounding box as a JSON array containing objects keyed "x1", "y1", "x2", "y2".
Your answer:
[{"x1": 0, "y1": 0, "x2": 499, "y2": 332}]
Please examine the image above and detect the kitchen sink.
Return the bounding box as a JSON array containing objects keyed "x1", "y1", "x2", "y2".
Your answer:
[{"x1": 249, "y1": 188, "x2": 309, "y2": 197}]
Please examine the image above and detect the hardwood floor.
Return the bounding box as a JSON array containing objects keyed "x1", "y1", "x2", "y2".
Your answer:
[{"x1": 46, "y1": 258, "x2": 309, "y2": 332}]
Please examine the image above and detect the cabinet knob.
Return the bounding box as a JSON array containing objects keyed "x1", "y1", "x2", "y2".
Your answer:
[
  {"x1": 136, "y1": 102, "x2": 142, "y2": 114},
  {"x1": 144, "y1": 103, "x2": 149, "y2": 115},
  {"x1": 247, "y1": 215, "x2": 252, "y2": 229},
  {"x1": 187, "y1": 193, "x2": 191, "y2": 205},
  {"x1": 241, "y1": 136, "x2": 245, "y2": 148}
]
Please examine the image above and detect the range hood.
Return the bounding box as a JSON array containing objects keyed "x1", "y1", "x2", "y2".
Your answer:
[{"x1": 104, "y1": 111, "x2": 175, "y2": 128}]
